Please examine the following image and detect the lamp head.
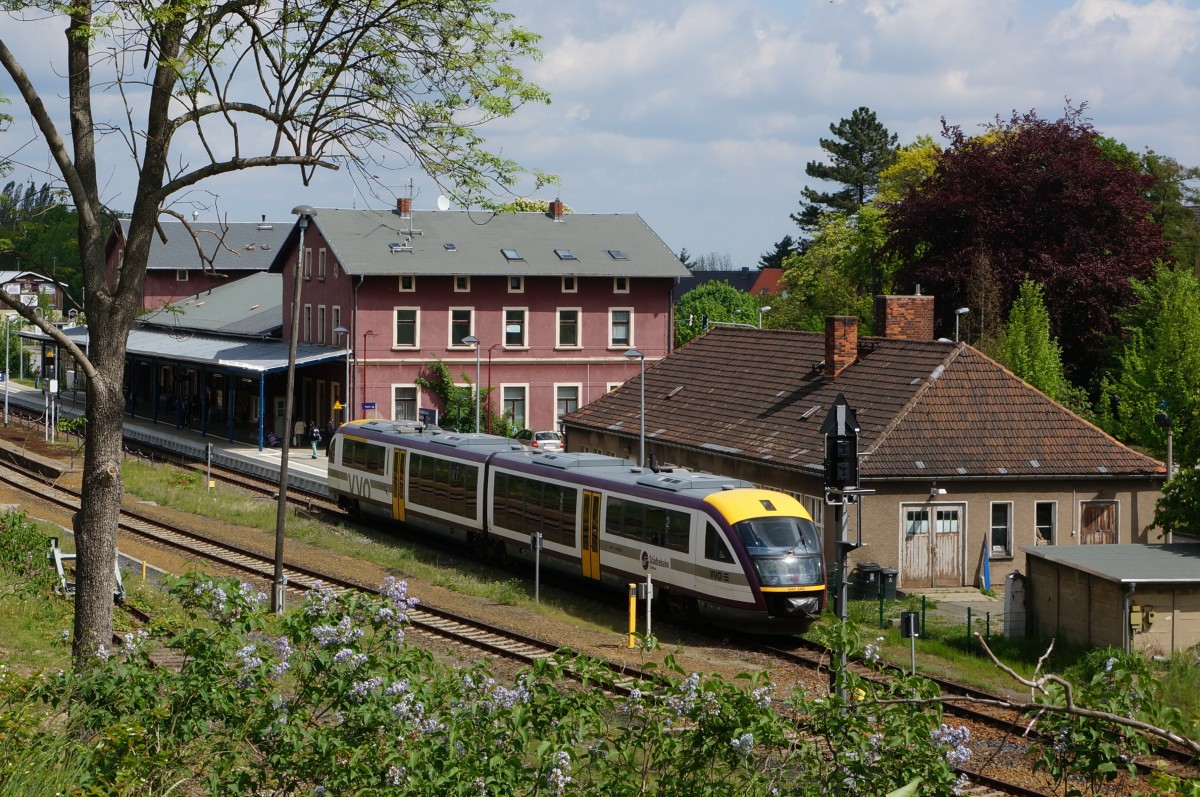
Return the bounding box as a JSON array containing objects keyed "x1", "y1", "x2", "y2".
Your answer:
[
  {"x1": 761, "y1": 306, "x2": 772, "y2": 313},
  {"x1": 462, "y1": 335, "x2": 480, "y2": 347},
  {"x1": 623, "y1": 348, "x2": 644, "y2": 360},
  {"x1": 955, "y1": 307, "x2": 970, "y2": 316}
]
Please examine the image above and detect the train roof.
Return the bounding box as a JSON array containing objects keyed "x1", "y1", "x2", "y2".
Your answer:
[
  {"x1": 341, "y1": 421, "x2": 524, "y2": 453},
  {"x1": 494, "y1": 448, "x2": 757, "y2": 497}
]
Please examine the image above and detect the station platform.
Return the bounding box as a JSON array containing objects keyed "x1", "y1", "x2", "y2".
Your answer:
[{"x1": 4, "y1": 381, "x2": 331, "y2": 496}]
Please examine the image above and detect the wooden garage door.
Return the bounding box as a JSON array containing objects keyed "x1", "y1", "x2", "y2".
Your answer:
[
  {"x1": 901, "y1": 505, "x2": 963, "y2": 588},
  {"x1": 1081, "y1": 501, "x2": 1117, "y2": 545}
]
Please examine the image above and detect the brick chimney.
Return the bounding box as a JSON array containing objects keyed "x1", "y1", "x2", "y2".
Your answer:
[
  {"x1": 549, "y1": 199, "x2": 564, "y2": 221},
  {"x1": 825, "y1": 316, "x2": 858, "y2": 379},
  {"x1": 396, "y1": 197, "x2": 412, "y2": 216},
  {"x1": 874, "y1": 294, "x2": 935, "y2": 340}
]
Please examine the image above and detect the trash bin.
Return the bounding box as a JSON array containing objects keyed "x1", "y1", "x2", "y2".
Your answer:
[
  {"x1": 880, "y1": 567, "x2": 898, "y2": 601},
  {"x1": 855, "y1": 562, "x2": 881, "y2": 597}
]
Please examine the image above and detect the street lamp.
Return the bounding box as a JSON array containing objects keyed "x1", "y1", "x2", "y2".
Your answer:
[
  {"x1": 4, "y1": 313, "x2": 22, "y2": 426},
  {"x1": 954, "y1": 307, "x2": 970, "y2": 342},
  {"x1": 623, "y1": 348, "x2": 645, "y2": 468},
  {"x1": 273, "y1": 204, "x2": 316, "y2": 614},
  {"x1": 759, "y1": 305, "x2": 772, "y2": 329},
  {"x1": 333, "y1": 325, "x2": 350, "y2": 423},
  {"x1": 462, "y1": 335, "x2": 480, "y2": 432}
]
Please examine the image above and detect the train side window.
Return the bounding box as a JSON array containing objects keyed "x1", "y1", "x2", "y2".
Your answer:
[
  {"x1": 606, "y1": 496, "x2": 625, "y2": 536},
  {"x1": 705, "y1": 523, "x2": 733, "y2": 563},
  {"x1": 666, "y1": 510, "x2": 690, "y2": 553}
]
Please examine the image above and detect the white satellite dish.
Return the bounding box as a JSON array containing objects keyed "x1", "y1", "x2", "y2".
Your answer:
[{"x1": 436, "y1": 194, "x2": 450, "y2": 211}]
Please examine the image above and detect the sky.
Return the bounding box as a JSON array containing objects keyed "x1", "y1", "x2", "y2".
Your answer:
[{"x1": 4, "y1": 0, "x2": 1200, "y2": 269}]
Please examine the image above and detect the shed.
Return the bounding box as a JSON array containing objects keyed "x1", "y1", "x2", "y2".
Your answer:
[{"x1": 1023, "y1": 544, "x2": 1200, "y2": 655}]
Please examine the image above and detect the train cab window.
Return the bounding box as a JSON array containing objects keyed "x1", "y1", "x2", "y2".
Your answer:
[
  {"x1": 326, "y1": 437, "x2": 337, "y2": 463},
  {"x1": 705, "y1": 523, "x2": 733, "y2": 563},
  {"x1": 343, "y1": 439, "x2": 386, "y2": 475}
]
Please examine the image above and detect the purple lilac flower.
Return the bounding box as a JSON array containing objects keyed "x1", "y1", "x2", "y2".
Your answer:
[
  {"x1": 272, "y1": 636, "x2": 293, "y2": 678},
  {"x1": 667, "y1": 673, "x2": 701, "y2": 716},
  {"x1": 304, "y1": 582, "x2": 338, "y2": 616},
  {"x1": 931, "y1": 723, "x2": 972, "y2": 768},
  {"x1": 350, "y1": 676, "x2": 384, "y2": 701},
  {"x1": 545, "y1": 751, "x2": 572, "y2": 795},
  {"x1": 730, "y1": 732, "x2": 754, "y2": 754}
]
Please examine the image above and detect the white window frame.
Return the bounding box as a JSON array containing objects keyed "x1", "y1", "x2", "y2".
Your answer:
[
  {"x1": 904, "y1": 506, "x2": 930, "y2": 536},
  {"x1": 393, "y1": 306, "x2": 420, "y2": 349},
  {"x1": 399, "y1": 274, "x2": 416, "y2": 292},
  {"x1": 508, "y1": 275, "x2": 524, "y2": 293},
  {"x1": 606, "y1": 382, "x2": 622, "y2": 393},
  {"x1": 448, "y1": 307, "x2": 474, "y2": 348},
  {"x1": 303, "y1": 248, "x2": 313, "y2": 280},
  {"x1": 500, "y1": 383, "x2": 528, "y2": 429},
  {"x1": 613, "y1": 276, "x2": 629, "y2": 293},
  {"x1": 562, "y1": 275, "x2": 577, "y2": 293},
  {"x1": 332, "y1": 305, "x2": 342, "y2": 336},
  {"x1": 175, "y1": 269, "x2": 189, "y2": 282},
  {"x1": 454, "y1": 275, "x2": 471, "y2": 292},
  {"x1": 609, "y1": 307, "x2": 633, "y2": 349},
  {"x1": 553, "y1": 383, "x2": 581, "y2": 429},
  {"x1": 503, "y1": 307, "x2": 528, "y2": 349},
  {"x1": 303, "y1": 304, "x2": 312, "y2": 343},
  {"x1": 318, "y1": 248, "x2": 327, "y2": 280},
  {"x1": 556, "y1": 307, "x2": 582, "y2": 349},
  {"x1": 1034, "y1": 501, "x2": 1057, "y2": 546},
  {"x1": 392, "y1": 384, "x2": 418, "y2": 422},
  {"x1": 317, "y1": 305, "x2": 327, "y2": 345},
  {"x1": 990, "y1": 501, "x2": 1013, "y2": 557}
]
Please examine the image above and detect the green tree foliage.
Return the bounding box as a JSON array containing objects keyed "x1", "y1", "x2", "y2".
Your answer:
[
  {"x1": 769, "y1": 214, "x2": 876, "y2": 333},
  {"x1": 1100, "y1": 263, "x2": 1200, "y2": 469},
  {"x1": 792, "y1": 106, "x2": 899, "y2": 231},
  {"x1": 886, "y1": 106, "x2": 1166, "y2": 379},
  {"x1": 0, "y1": 0, "x2": 549, "y2": 661},
  {"x1": 675, "y1": 281, "x2": 761, "y2": 346},
  {"x1": 999, "y1": 279, "x2": 1088, "y2": 413},
  {"x1": 757, "y1": 235, "x2": 800, "y2": 270}
]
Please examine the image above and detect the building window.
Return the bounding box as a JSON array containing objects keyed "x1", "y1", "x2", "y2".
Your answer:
[
  {"x1": 607, "y1": 382, "x2": 622, "y2": 393},
  {"x1": 555, "y1": 385, "x2": 579, "y2": 427},
  {"x1": 1035, "y1": 502, "x2": 1056, "y2": 545},
  {"x1": 562, "y1": 276, "x2": 577, "y2": 293},
  {"x1": 304, "y1": 248, "x2": 313, "y2": 279},
  {"x1": 399, "y1": 275, "x2": 415, "y2": 292},
  {"x1": 609, "y1": 308, "x2": 632, "y2": 347},
  {"x1": 990, "y1": 502, "x2": 1012, "y2": 556},
  {"x1": 393, "y1": 386, "x2": 417, "y2": 421},
  {"x1": 504, "y1": 308, "x2": 527, "y2": 348},
  {"x1": 557, "y1": 308, "x2": 580, "y2": 348},
  {"x1": 905, "y1": 507, "x2": 930, "y2": 535},
  {"x1": 614, "y1": 276, "x2": 629, "y2": 293},
  {"x1": 318, "y1": 248, "x2": 327, "y2": 280},
  {"x1": 332, "y1": 306, "x2": 342, "y2": 336},
  {"x1": 608, "y1": 249, "x2": 629, "y2": 261},
  {"x1": 501, "y1": 248, "x2": 523, "y2": 262},
  {"x1": 175, "y1": 269, "x2": 189, "y2": 282},
  {"x1": 317, "y1": 305, "x2": 326, "y2": 345},
  {"x1": 502, "y1": 385, "x2": 526, "y2": 429},
  {"x1": 450, "y1": 308, "x2": 473, "y2": 347},
  {"x1": 454, "y1": 275, "x2": 470, "y2": 292},
  {"x1": 508, "y1": 275, "x2": 524, "y2": 293},
  {"x1": 303, "y1": 304, "x2": 312, "y2": 343},
  {"x1": 394, "y1": 308, "x2": 419, "y2": 348}
]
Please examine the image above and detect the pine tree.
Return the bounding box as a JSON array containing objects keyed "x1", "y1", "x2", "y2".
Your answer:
[
  {"x1": 791, "y1": 107, "x2": 899, "y2": 230},
  {"x1": 1001, "y1": 279, "x2": 1072, "y2": 402}
]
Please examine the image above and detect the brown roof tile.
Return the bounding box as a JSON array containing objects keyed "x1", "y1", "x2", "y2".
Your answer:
[{"x1": 565, "y1": 326, "x2": 1162, "y2": 480}]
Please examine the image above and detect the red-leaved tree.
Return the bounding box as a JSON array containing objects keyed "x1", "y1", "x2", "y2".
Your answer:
[{"x1": 885, "y1": 106, "x2": 1165, "y2": 377}]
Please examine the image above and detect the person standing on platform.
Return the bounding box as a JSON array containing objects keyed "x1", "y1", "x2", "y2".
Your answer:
[{"x1": 308, "y1": 420, "x2": 321, "y2": 458}]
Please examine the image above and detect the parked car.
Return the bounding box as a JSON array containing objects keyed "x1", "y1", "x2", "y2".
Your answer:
[{"x1": 513, "y1": 429, "x2": 563, "y2": 451}]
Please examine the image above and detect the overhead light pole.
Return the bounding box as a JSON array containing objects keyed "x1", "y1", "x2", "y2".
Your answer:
[
  {"x1": 623, "y1": 348, "x2": 645, "y2": 468},
  {"x1": 462, "y1": 335, "x2": 480, "y2": 432},
  {"x1": 4, "y1": 313, "x2": 22, "y2": 426},
  {"x1": 273, "y1": 205, "x2": 316, "y2": 614},
  {"x1": 954, "y1": 307, "x2": 970, "y2": 342},
  {"x1": 333, "y1": 325, "x2": 350, "y2": 423},
  {"x1": 758, "y1": 305, "x2": 772, "y2": 329}
]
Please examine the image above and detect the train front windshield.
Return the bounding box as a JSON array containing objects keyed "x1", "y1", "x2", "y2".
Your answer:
[{"x1": 735, "y1": 516, "x2": 823, "y2": 586}]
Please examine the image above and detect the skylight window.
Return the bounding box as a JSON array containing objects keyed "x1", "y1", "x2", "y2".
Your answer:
[
  {"x1": 501, "y1": 248, "x2": 524, "y2": 261},
  {"x1": 444, "y1": 243, "x2": 457, "y2": 251},
  {"x1": 608, "y1": 249, "x2": 629, "y2": 260},
  {"x1": 554, "y1": 249, "x2": 577, "y2": 261}
]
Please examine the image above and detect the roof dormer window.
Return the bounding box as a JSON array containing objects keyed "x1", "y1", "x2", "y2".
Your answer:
[{"x1": 501, "y1": 248, "x2": 524, "y2": 261}]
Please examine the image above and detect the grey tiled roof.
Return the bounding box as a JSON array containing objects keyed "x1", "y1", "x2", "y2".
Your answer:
[
  {"x1": 139, "y1": 272, "x2": 282, "y2": 337},
  {"x1": 564, "y1": 326, "x2": 1163, "y2": 481},
  {"x1": 270, "y1": 208, "x2": 691, "y2": 279},
  {"x1": 148, "y1": 221, "x2": 287, "y2": 272}
]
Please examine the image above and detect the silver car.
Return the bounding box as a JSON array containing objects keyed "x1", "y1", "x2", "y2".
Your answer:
[{"x1": 514, "y1": 429, "x2": 563, "y2": 451}]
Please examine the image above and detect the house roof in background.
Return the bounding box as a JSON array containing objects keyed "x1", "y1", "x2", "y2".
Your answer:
[
  {"x1": 750, "y1": 267, "x2": 785, "y2": 296},
  {"x1": 147, "y1": 221, "x2": 287, "y2": 272},
  {"x1": 563, "y1": 326, "x2": 1163, "y2": 481},
  {"x1": 138, "y1": 272, "x2": 282, "y2": 337},
  {"x1": 676, "y1": 267, "x2": 761, "y2": 296},
  {"x1": 269, "y1": 209, "x2": 691, "y2": 279}
]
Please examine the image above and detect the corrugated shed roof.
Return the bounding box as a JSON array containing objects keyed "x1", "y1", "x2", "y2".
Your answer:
[
  {"x1": 270, "y1": 208, "x2": 691, "y2": 279},
  {"x1": 1023, "y1": 544, "x2": 1200, "y2": 584},
  {"x1": 564, "y1": 326, "x2": 1163, "y2": 480},
  {"x1": 148, "y1": 221, "x2": 286, "y2": 272},
  {"x1": 139, "y1": 272, "x2": 282, "y2": 337}
]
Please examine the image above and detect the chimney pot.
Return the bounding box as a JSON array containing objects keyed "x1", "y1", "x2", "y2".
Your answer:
[
  {"x1": 397, "y1": 197, "x2": 413, "y2": 215},
  {"x1": 549, "y1": 199, "x2": 564, "y2": 221}
]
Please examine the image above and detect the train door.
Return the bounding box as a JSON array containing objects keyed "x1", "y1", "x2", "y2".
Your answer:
[
  {"x1": 392, "y1": 449, "x2": 407, "y2": 521},
  {"x1": 581, "y1": 490, "x2": 601, "y2": 580}
]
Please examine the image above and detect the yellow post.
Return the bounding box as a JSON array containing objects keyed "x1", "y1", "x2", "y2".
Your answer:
[
  {"x1": 141, "y1": 560, "x2": 146, "y2": 580},
  {"x1": 628, "y1": 583, "x2": 637, "y2": 648}
]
